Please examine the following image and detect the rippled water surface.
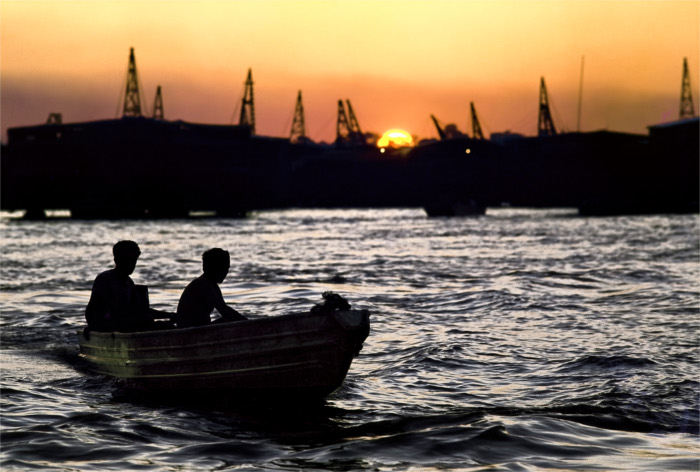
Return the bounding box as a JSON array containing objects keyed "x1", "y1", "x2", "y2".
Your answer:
[{"x1": 1, "y1": 208, "x2": 699, "y2": 471}]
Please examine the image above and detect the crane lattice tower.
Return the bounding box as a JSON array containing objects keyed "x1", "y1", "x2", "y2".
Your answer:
[
  {"x1": 336, "y1": 100, "x2": 352, "y2": 145},
  {"x1": 431, "y1": 115, "x2": 447, "y2": 140},
  {"x1": 239, "y1": 69, "x2": 256, "y2": 134},
  {"x1": 153, "y1": 85, "x2": 164, "y2": 120},
  {"x1": 471, "y1": 102, "x2": 484, "y2": 140},
  {"x1": 537, "y1": 77, "x2": 557, "y2": 137},
  {"x1": 123, "y1": 47, "x2": 142, "y2": 117},
  {"x1": 345, "y1": 100, "x2": 365, "y2": 145},
  {"x1": 680, "y1": 57, "x2": 696, "y2": 119},
  {"x1": 290, "y1": 91, "x2": 306, "y2": 143}
]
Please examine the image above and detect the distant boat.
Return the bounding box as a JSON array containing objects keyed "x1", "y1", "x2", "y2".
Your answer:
[{"x1": 77, "y1": 309, "x2": 370, "y2": 398}]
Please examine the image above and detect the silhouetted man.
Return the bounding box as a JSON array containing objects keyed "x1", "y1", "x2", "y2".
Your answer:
[
  {"x1": 85, "y1": 240, "x2": 161, "y2": 332},
  {"x1": 176, "y1": 248, "x2": 247, "y2": 328}
]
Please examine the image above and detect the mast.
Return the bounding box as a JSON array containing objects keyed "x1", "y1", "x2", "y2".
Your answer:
[
  {"x1": 470, "y1": 102, "x2": 484, "y2": 139},
  {"x1": 290, "y1": 90, "x2": 306, "y2": 143},
  {"x1": 123, "y1": 47, "x2": 142, "y2": 117},
  {"x1": 680, "y1": 57, "x2": 696, "y2": 119},
  {"x1": 537, "y1": 77, "x2": 557, "y2": 137},
  {"x1": 239, "y1": 69, "x2": 255, "y2": 133},
  {"x1": 153, "y1": 85, "x2": 164, "y2": 120},
  {"x1": 577, "y1": 56, "x2": 584, "y2": 132}
]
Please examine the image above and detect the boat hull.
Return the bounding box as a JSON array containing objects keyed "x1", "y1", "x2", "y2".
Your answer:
[{"x1": 78, "y1": 310, "x2": 370, "y2": 397}]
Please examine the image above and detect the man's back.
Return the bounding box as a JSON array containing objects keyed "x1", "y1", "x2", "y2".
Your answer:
[
  {"x1": 85, "y1": 269, "x2": 150, "y2": 331},
  {"x1": 176, "y1": 275, "x2": 221, "y2": 328},
  {"x1": 176, "y1": 248, "x2": 247, "y2": 328}
]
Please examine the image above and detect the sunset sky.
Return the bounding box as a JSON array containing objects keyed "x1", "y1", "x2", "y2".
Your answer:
[{"x1": 2, "y1": 0, "x2": 698, "y2": 143}]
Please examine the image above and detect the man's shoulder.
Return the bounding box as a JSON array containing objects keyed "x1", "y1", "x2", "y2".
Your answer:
[
  {"x1": 94, "y1": 269, "x2": 116, "y2": 282},
  {"x1": 185, "y1": 274, "x2": 220, "y2": 295},
  {"x1": 94, "y1": 269, "x2": 133, "y2": 286},
  {"x1": 187, "y1": 274, "x2": 214, "y2": 289}
]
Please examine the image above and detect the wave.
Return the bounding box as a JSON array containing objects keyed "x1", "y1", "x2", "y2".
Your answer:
[{"x1": 556, "y1": 354, "x2": 659, "y2": 372}]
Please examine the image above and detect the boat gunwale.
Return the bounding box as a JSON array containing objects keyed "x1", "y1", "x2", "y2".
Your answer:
[
  {"x1": 78, "y1": 326, "x2": 328, "y2": 354},
  {"x1": 77, "y1": 309, "x2": 363, "y2": 341}
]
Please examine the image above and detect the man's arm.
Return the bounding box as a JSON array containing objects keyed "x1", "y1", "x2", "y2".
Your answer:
[
  {"x1": 149, "y1": 307, "x2": 174, "y2": 319},
  {"x1": 132, "y1": 284, "x2": 173, "y2": 320},
  {"x1": 210, "y1": 284, "x2": 247, "y2": 321},
  {"x1": 217, "y1": 304, "x2": 247, "y2": 321}
]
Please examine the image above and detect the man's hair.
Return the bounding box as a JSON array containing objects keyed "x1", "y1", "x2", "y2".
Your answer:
[
  {"x1": 202, "y1": 248, "x2": 230, "y2": 274},
  {"x1": 113, "y1": 240, "x2": 141, "y2": 259}
]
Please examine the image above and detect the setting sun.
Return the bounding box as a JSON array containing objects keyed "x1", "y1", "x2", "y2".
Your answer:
[{"x1": 377, "y1": 129, "x2": 414, "y2": 148}]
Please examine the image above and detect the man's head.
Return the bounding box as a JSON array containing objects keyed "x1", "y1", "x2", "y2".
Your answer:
[
  {"x1": 202, "y1": 248, "x2": 230, "y2": 283},
  {"x1": 113, "y1": 240, "x2": 141, "y2": 276}
]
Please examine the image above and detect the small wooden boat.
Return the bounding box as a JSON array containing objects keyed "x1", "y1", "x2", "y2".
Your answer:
[{"x1": 77, "y1": 309, "x2": 370, "y2": 398}]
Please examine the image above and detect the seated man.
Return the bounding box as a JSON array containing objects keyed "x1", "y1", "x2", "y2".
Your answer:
[
  {"x1": 176, "y1": 248, "x2": 248, "y2": 328},
  {"x1": 85, "y1": 240, "x2": 169, "y2": 332}
]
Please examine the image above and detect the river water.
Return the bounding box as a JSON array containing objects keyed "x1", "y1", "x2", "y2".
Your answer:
[{"x1": 1, "y1": 208, "x2": 698, "y2": 471}]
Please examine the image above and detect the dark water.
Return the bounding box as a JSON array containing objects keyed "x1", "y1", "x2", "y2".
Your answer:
[{"x1": 1, "y1": 208, "x2": 698, "y2": 471}]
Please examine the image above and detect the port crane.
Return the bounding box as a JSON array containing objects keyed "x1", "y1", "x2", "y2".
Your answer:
[
  {"x1": 470, "y1": 102, "x2": 484, "y2": 139},
  {"x1": 335, "y1": 100, "x2": 365, "y2": 146},
  {"x1": 430, "y1": 115, "x2": 447, "y2": 140},
  {"x1": 239, "y1": 69, "x2": 255, "y2": 134},
  {"x1": 346, "y1": 100, "x2": 363, "y2": 139},
  {"x1": 537, "y1": 77, "x2": 557, "y2": 137},
  {"x1": 680, "y1": 57, "x2": 696, "y2": 119},
  {"x1": 430, "y1": 114, "x2": 473, "y2": 140},
  {"x1": 123, "y1": 47, "x2": 143, "y2": 117},
  {"x1": 290, "y1": 91, "x2": 307, "y2": 143},
  {"x1": 153, "y1": 86, "x2": 164, "y2": 120}
]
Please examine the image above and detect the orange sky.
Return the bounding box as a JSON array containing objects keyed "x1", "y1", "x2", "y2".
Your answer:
[{"x1": 1, "y1": 0, "x2": 698, "y2": 143}]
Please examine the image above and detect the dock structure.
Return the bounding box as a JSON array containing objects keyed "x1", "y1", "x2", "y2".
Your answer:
[{"x1": 1, "y1": 47, "x2": 697, "y2": 219}]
